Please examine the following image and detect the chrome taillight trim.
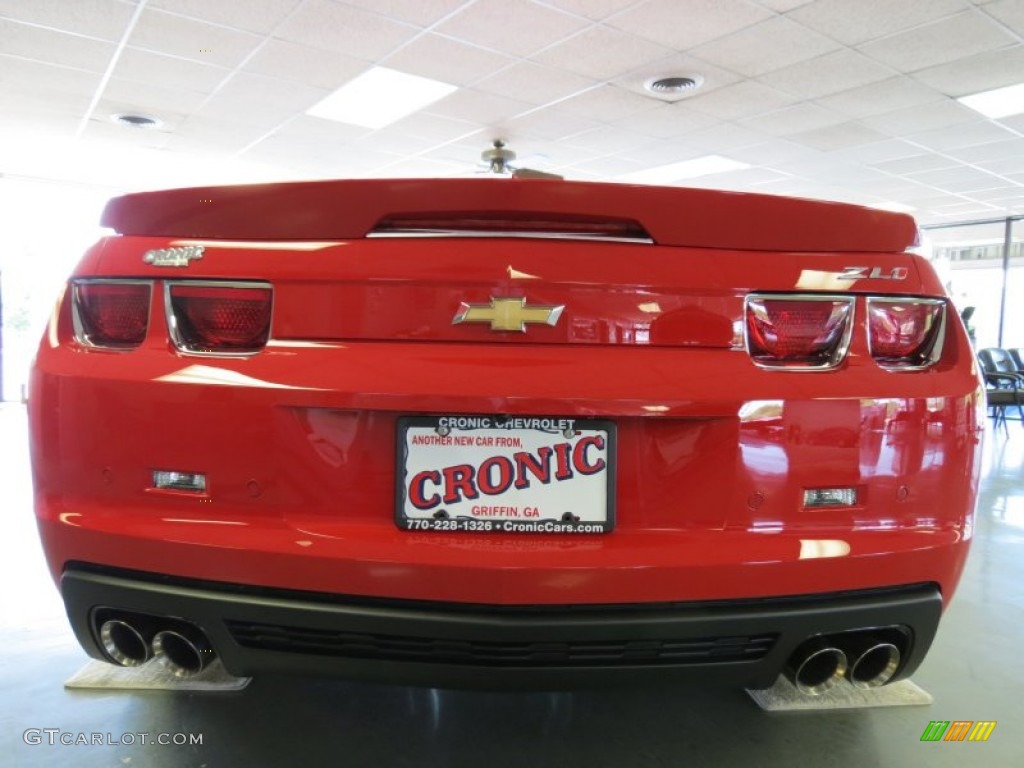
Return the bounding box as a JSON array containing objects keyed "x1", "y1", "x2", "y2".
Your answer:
[
  {"x1": 164, "y1": 280, "x2": 274, "y2": 358},
  {"x1": 866, "y1": 296, "x2": 946, "y2": 371},
  {"x1": 744, "y1": 293, "x2": 856, "y2": 372},
  {"x1": 70, "y1": 278, "x2": 153, "y2": 350}
]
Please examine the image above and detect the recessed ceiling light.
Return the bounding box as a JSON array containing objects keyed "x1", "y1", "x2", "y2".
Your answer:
[
  {"x1": 957, "y1": 82, "x2": 1024, "y2": 119},
  {"x1": 620, "y1": 155, "x2": 751, "y2": 185},
  {"x1": 111, "y1": 113, "x2": 162, "y2": 129},
  {"x1": 307, "y1": 67, "x2": 458, "y2": 129}
]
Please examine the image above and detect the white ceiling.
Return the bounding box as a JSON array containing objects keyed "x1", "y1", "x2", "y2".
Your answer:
[{"x1": 1, "y1": 0, "x2": 1024, "y2": 223}]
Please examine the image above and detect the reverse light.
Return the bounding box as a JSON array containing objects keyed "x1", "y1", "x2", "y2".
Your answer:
[
  {"x1": 867, "y1": 298, "x2": 945, "y2": 370},
  {"x1": 803, "y1": 488, "x2": 858, "y2": 508},
  {"x1": 745, "y1": 295, "x2": 855, "y2": 370},
  {"x1": 152, "y1": 470, "x2": 206, "y2": 492},
  {"x1": 167, "y1": 282, "x2": 272, "y2": 355},
  {"x1": 72, "y1": 280, "x2": 151, "y2": 349}
]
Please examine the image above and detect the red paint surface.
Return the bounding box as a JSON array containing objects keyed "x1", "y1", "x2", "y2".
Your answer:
[{"x1": 30, "y1": 181, "x2": 981, "y2": 607}]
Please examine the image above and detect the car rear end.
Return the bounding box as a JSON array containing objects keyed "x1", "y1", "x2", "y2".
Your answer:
[{"x1": 28, "y1": 178, "x2": 984, "y2": 692}]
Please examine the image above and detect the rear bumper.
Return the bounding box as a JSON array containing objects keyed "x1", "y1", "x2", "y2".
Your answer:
[{"x1": 62, "y1": 565, "x2": 942, "y2": 691}]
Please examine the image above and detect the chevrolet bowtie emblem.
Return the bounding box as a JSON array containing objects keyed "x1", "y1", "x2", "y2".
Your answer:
[{"x1": 453, "y1": 297, "x2": 565, "y2": 333}]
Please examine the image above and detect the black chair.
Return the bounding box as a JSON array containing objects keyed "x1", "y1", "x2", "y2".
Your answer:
[
  {"x1": 1008, "y1": 348, "x2": 1024, "y2": 373},
  {"x1": 978, "y1": 348, "x2": 1024, "y2": 431}
]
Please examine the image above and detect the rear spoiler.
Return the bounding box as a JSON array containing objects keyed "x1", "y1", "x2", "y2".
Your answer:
[{"x1": 101, "y1": 178, "x2": 918, "y2": 253}]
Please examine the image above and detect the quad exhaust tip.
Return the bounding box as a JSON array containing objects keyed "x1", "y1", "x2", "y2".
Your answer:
[
  {"x1": 785, "y1": 639, "x2": 848, "y2": 695},
  {"x1": 99, "y1": 619, "x2": 152, "y2": 667},
  {"x1": 786, "y1": 631, "x2": 905, "y2": 695},
  {"x1": 152, "y1": 629, "x2": 214, "y2": 678},
  {"x1": 98, "y1": 613, "x2": 215, "y2": 677}
]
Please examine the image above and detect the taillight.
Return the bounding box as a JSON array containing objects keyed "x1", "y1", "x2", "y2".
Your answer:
[
  {"x1": 167, "y1": 282, "x2": 272, "y2": 354},
  {"x1": 867, "y1": 298, "x2": 945, "y2": 369},
  {"x1": 72, "y1": 280, "x2": 151, "y2": 349},
  {"x1": 745, "y1": 294, "x2": 854, "y2": 370}
]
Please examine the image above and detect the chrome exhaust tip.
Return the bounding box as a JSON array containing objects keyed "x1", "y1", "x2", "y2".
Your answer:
[
  {"x1": 99, "y1": 619, "x2": 152, "y2": 667},
  {"x1": 847, "y1": 641, "x2": 901, "y2": 689},
  {"x1": 152, "y1": 629, "x2": 214, "y2": 678},
  {"x1": 785, "y1": 640, "x2": 848, "y2": 696}
]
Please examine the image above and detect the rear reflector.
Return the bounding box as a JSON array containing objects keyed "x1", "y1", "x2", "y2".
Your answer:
[
  {"x1": 167, "y1": 282, "x2": 272, "y2": 354},
  {"x1": 72, "y1": 281, "x2": 151, "y2": 349},
  {"x1": 745, "y1": 295, "x2": 854, "y2": 370},
  {"x1": 867, "y1": 298, "x2": 945, "y2": 369},
  {"x1": 371, "y1": 212, "x2": 652, "y2": 242}
]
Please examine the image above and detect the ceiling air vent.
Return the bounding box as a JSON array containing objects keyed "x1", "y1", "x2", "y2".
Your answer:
[{"x1": 643, "y1": 75, "x2": 705, "y2": 101}]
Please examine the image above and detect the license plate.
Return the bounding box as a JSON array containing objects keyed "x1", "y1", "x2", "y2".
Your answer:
[{"x1": 396, "y1": 415, "x2": 615, "y2": 534}]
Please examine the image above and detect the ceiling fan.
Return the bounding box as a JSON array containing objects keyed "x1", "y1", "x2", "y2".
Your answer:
[{"x1": 477, "y1": 139, "x2": 563, "y2": 180}]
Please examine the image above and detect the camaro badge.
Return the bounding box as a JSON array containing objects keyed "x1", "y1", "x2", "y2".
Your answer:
[
  {"x1": 143, "y1": 246, "x2": 204, "y2": 267},
  {"x1": 453, "y1": 297, "x2": 565, "y2": 332}
]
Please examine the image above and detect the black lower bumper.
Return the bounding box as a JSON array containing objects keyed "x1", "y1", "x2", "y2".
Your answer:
[{"x1": 61, "y1": 564, "x2": 943, "y2": 691}]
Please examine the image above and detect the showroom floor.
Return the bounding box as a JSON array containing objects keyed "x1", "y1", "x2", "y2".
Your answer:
[{"x1": 2, "y1": 402, "x2": 1022, "y2": 767}]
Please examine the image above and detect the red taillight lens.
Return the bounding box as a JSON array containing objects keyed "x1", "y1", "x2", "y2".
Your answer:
[
  {"x1": 168, "y1": 283, "x2": 272, "y2": 353},
  {"x1": 746, "y1": 295, "x2": 854, "y2": 369},
  {"x1": 867, "y1": 298, "x2": 944, "y2": 369},
  {"x1": 73, "y1": 281, "x2": 151, "y2": 348}
]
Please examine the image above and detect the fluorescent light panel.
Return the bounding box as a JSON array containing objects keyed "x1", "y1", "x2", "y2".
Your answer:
[
  {"x1": 957, "y1": 82, "x2": 1024, "y2": 119},
  {"x1": 307, "y1": 67, "x2": 458, "y2": 129},
  {"x1": 621, "y1": 155, "x2": 751, "y2": 185},
  {"x1": 871, "y1": 201, "x2": 916, "y2": 213}
]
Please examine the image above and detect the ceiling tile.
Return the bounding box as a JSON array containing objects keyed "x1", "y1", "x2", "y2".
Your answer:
[
  {"x1": 505, "y1": 106, "x2": 601, "y2": 141},
  {"x1": 857, "y1": 11, "x2": 1016, "y2": 73},
  {"x1": 906, "y1": 121, "x2": 1018, "y2": 151},
  {"x1": 678, "y1": 121, "x2": 767, "y2": 151},
  {"x1": 727, "y1": 139, "x2": 817, "y2": 165},
  {"x1": 982, "y1": 0, "x2": 1024, "y2": 36},
  {"x1": 0, "y1": 0, "x2": 136, "y2": 42},
  {"x1": 373, "y1": 155, "x2": 467, "y2": 177},
  {"x1": 127, "y1": 9, "x2": 264, "y2": 68},
  {"x1": 434, "y1": 0, "x2": 588, "y2": 58},
  {"x1": 339, "y1": 0, "x2": 469, "y2": 27},
  {"x1": 861, "y1": 100, "x2": 980, "y2": 136},
  {"x1": 557, "y1": 85, "x2": 663, "y2": 122},
  {"x1": 111, "y1": 48, "x2": 230, "y2": 92},
  {"x1": 387, "y1": 112, "x2": 483, "y2": 143},
  {"x1": 243, "y1": 39, "x2": 369, "y2": 90},
  {"x1": 617, "y1": 139, "x2": 709, "y2": 165},
  {"x1": 213, "y1": 72, "x2": 330, "y2": 115},
  {"x1": 826, "y1": 138, "x2": 924, "y2": 165},
  {"x1": 759, "y1": 49, "x2": 893, "y2": 99},
  {"x1": 0, "y1": 55, "x2": 102, "y2": 100},
  {"x1": 690, "y1": 16, "x2": 841, "y2": 76},
  {"x1": 540, "y1": 0, "x2": 645, "y2": 20},
  {"x1": 275, "y1": 0, "x2": 418, "y2": 60},
  {"x1": 909, "y1": 165, "x2": 1008, "y2": 192},
  {"x1": 945, "y1": 138, "x2": 1024, "y2": 164},
  {"x1": 911, "y1": 45, "x2": 1024, "y2": 97},
  {"x1": 474, "y1": 62, "x2": 597, "y2": 105},
  {"x1": 0, "y1": 18, "x2": 116, "y2": 73},
  {"x1": 259, "y1": 114, "x2": 371, "y2": 147},
  {"x1": 739, "y1": 102, "x2": 846, "y2": 136},
  {"x1": 871, "y1": 153, "x2": 962, "y2": 174},
  {"x1": 788, "y1": 122, "x2": 889, "y2": 151},
  {"x1": 532, "y1": 25, "x2": 675, "y2": 81},
  {"x1": 383, "y1": 33, "x2": 514, "y2": 87},
  {"x1": 425, "y1": 88, "x2": 533, "y2": 125},
  {"x1": 613, "y1": 103, "x2": 721, "y2": 138},
  {"x1": 789, "y1": 0, "x2": 967, "y2": 45},
  {"x1": 148, "y1": 0, "x2": 303, "y2": 35},
  {"x1": 752, "y1": 0, "x2": 816, "y2": 10},
  {"x1": 102, "y1": 77, "x2": 212, "y2": 116},
  {"x1": 350, "y1": 130, "x2": 449, "y2": 156},
  {"x1": 567, "y1": 155, "x2": 650, "y2": 177},
  {"x1": 682, "y1": 80, "x2": 795, "y2": 120},
  {"x1": 609, "y1": 0, "x2": 772, "y2": 50},
  {"x1": 561, "y1": 125, "x2": 655, "y2": 154},
  {"x1": 818, "y1": 76, "x2": 944, "y2": 118}
]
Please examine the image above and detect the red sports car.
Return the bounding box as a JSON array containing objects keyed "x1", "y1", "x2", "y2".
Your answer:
[{"x1": 28, "y1": 178, "x2": 983, "y2": 694}]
